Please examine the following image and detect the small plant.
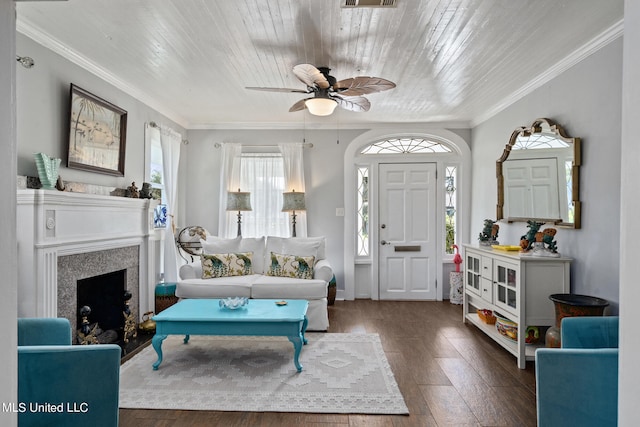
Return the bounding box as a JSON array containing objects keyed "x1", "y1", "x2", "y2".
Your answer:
[{"x1": 478, "y1": 219, "x2": 499, "y2": 244}]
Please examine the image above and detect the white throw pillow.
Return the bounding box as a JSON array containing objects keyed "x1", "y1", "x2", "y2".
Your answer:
[
  {"x1": 201, "y1": 236, "x2": 241, "y2": 254},
  {"x1": 266, "y1": 236, "x2": 325, "y2": 261},
  {"x1": 239, "y1": 236, "x2": 266, "y2": 274}
]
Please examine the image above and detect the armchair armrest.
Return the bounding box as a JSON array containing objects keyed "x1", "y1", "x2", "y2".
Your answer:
[
  {"x1": 18, "y1": 318, "x2": 72, "y2": 346},
  {"x1": 18, "y1": 344, "x2": 121, "y2": 427},
  {"x1": 313, "y1": 258, "x2": 333, "y2": 283},
  {"x1": 535, "y1": 348, "x2": 618, "y2": 427}
]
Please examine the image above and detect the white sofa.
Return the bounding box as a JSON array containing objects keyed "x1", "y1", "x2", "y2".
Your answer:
[{"x1": 177, "y1": 235, "x2": 332, "y2": 331}]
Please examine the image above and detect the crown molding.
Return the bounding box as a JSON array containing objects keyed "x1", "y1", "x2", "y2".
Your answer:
[
  {"x1": 16, "y1": 17, "x2": 190, "y2": 129},
  {"x1": 471, "y1": 18, "x2": 624, "y2": 128}
]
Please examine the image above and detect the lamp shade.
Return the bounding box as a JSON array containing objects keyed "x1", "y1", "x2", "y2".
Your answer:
[
  {"x1": 305, "y1": 98, "x2": 338, "y2": 116},
  {"x1": 282, "y1": 190, "x2": 306, "y2": 212},
  {"x1": 226, "y1": 189, "x2": 252, "y2": 211}
]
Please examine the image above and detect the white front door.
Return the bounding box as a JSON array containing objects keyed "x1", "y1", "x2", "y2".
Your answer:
[{"x1": 378, "y1": 163, "x2": 437, "y2": 300}]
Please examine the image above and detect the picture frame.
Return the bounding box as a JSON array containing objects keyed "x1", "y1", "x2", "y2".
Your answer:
[{"x1": 67, "y1": 84, "x2": 127, "y2": 176}]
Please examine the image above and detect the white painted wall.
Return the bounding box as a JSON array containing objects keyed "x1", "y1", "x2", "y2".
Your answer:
[
  {"x1": 619, "y1": 0, "x2": 640, "y2": 421},
  {"x1": 471, "y1": 38, "x2": 623, "y2": 312},
  {"x1": 0, "y1": 0, "x2": 17, "y2": 425}
]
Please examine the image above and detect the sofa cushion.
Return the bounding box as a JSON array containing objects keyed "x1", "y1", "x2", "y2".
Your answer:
[
  {"x1": 201, "y1": 252, "x2": 254, "y2": 278},
  {"x1": 251, "y1": 275, "x2": 328, "y2": 299},
  {"x1": 176, "y1": 275, "x2": 259, "y2": 298},
  {"x1": 266, "y1": 252, "x2": 315, "y2": 279}
]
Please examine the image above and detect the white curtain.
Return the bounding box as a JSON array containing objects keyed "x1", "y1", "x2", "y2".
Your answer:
[
  {"x1": 240, "y1": 153, "x2": 289, "y2": 237},
  {"x1": 279, "y1": 143, "x2": 307, "y2": 237},
  {"x1": 218, "y1": 143, "x2": 243, "y2": 238},
  {"x1": 159, "y1": 125, "x2": 182, "y2": 282}
]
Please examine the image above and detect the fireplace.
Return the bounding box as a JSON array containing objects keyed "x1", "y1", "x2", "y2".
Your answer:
[
  {"x1": 16, "y1": 190, "x2": 162, "y2": 340},
  {"x1": 78, "y1": 269, "x2": 126, "y2": 334},
  {"x1": 58, "y1": 245, "x2": 139, "y2": 336}
]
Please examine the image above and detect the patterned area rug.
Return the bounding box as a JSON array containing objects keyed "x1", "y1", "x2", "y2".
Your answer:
[{"x1": 119, "y1": 333, "x2": 408, "y2": 414}]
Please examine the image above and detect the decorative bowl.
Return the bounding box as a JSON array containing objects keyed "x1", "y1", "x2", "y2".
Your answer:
[
  {"x1": 219, "y1": 297, "x2": 249, "y2": 310},
  {"x1": 495, "y1": 314, "x2": 518, "y2": 342},
  {"x1": 477, "y1": 309, "x2": 496, "y2": 325}
]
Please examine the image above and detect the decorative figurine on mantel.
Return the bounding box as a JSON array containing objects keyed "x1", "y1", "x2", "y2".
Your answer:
[
  {"x1": 520, "y1": 220, "x2": 560, "y2": 257},
  {"x1": 139, "y1": 182, "x2": 153, "y2": 199},
  {"x1": 478, "y1": 219, "x2": 499, "y2": 246},
  {"x1": 125, "y1": 182, "x2": 139, "y2": 198}
]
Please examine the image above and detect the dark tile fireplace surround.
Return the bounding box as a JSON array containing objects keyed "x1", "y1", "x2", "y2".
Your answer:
[{"x1": 58, "y1": 246, "x2": 150, "y2": 354}]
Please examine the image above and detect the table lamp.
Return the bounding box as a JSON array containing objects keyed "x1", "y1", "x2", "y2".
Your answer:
[
  {"x1": 282, "y1": 189, "x2": 306, "y2": 237},
  {"x1": 226, "y1": 188, "x2": 252, "y2": 236}
]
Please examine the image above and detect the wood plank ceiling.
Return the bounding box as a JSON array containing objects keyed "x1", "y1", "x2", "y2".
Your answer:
[{"x1": 16, "y1": 0, "x2": 623, "y2": 128}]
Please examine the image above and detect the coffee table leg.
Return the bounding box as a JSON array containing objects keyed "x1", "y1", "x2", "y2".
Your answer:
[
  {"x1": 302, "y1": 317, "x2": 308, "y2": 345},
  {"x1": 288, "y1": 334, "x2": 304, "y2": 372},
  {"x1": 152, "y1": 334, "x2": 167, "y2": 370}
]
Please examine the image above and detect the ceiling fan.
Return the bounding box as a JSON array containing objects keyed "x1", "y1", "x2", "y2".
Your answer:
[{"x1": 246, "y1": 64, "x2": 396, "y2": 116}]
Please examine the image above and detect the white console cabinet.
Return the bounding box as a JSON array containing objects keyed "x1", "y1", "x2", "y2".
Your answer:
[{"x1": 462, "y1": 244, "x2": 571, "y2": 369}]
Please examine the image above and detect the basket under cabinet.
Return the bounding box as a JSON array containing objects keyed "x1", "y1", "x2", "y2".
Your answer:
[{"x1": 462, "y1": 244, "x2": 571, "y2": 369}]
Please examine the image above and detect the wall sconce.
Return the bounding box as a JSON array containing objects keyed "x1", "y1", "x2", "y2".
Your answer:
[
  {"x1": 226, "y1": 188, "x2": 252, "y2": 236},
  {"x1": 282, "y1": 189, "x2": 306, "y2": 237}
]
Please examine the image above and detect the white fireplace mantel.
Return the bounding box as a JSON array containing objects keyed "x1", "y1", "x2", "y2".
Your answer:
[{"x1": 17, "y1": 189, "x2": 162, "y2": 320}]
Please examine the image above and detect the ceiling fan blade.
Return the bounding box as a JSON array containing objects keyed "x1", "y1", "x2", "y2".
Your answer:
[
  {"x1": 246, "y1": 87, "x2": 310, "y2": 94},
  {"x1": 293, "y1": 64, "x2": 330, "y2": 90},
  {"x1": 333, "y1": 77, "x2": 396, "y2": 97},
  {"x1": 289, "y1": 98, "x2": 310, "y2": 112},
  {"x1": 334, "y1": 95, "x2": 371, "y2": 113}
]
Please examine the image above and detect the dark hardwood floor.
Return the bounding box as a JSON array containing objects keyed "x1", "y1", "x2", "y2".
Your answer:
[{"x1": 119, "y1": 300, "x2": 537, "y2": 426}]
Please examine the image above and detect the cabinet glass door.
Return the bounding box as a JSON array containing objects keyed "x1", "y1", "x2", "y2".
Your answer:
[
  {"x1": 465, "y1": 254, "x2": 481, "y2": 294},
  {"x1": 495, "y1": 261, "x2": 518, "y2": 314}
]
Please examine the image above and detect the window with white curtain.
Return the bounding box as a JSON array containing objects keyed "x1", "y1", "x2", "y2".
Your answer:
[
  {"x1": 145, "y1": 128, "x2": 164, "y2": 200},
  {"x1": 238, "y1": 153, "x2": 290, "y2": 237}
]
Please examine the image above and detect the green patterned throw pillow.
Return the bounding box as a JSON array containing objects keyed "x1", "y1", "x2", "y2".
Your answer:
[
  {"x1": 267, "y1": 251, "x2": 315, "y2": 279},
  {"x1": 201, "y1": 252, "x2": 253, "y2": 279}
]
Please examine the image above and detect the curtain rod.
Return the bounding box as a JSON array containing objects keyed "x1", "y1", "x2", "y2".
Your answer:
[
  {"x1": 148, "y1": 121, "x2": 189, "y2": 144},
  {"x1": 214, "y1": 142, "x2": 313, "y2": 149}
]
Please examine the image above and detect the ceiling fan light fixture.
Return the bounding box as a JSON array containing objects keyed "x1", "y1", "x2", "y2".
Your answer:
[{"x1": 305, "y1": 98, "x2": 338, "y2": 116}]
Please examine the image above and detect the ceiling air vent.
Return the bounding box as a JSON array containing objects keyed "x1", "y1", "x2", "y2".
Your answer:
[{"x1": 343, "y1": 0, "x2": 397, "y2": 8}]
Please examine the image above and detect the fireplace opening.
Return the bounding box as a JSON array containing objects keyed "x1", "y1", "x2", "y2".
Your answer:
[{"x1": 77, "y1": 269, "x2": 126, "y2": 342}]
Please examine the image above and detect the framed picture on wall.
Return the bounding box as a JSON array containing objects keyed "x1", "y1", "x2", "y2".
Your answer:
[{"x1": 67, "y1": 84, "x2": 127, "y2": 176}]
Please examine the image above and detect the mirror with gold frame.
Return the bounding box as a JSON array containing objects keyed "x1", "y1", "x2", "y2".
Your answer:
[{"x1": 496, "y1": 118, "x2": 581, "y2": 229}]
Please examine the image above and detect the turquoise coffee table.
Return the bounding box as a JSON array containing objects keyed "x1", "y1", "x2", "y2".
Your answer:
[{"x1": 151, "y1": 299, "x2": 309, "y2": 372}]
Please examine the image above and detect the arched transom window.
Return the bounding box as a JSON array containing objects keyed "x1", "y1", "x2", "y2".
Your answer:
[
  {"x1": 515, "y1": 133, "x2": 570, "y2": 149},
  {"x1": 360, "y1": 138, "x2": 453, "y2": 154}
]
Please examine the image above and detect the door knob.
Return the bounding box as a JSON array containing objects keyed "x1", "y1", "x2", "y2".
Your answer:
[
  {"x1": 381, "y1": 240, "x2": 390, "y2": 245},
  {"x1": 381, "y1": 224, "x2": 386, "y2": 229}
]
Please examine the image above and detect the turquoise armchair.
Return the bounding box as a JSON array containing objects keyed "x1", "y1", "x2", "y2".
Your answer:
[
  {"x1": 18, "y1": 318, "x2": 121, "y2": 427},
  {"x1": 535, "y1": 316, "x2": 618, "y2": 427}
]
